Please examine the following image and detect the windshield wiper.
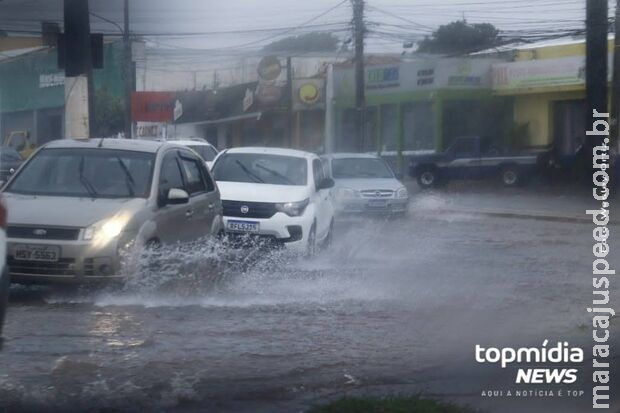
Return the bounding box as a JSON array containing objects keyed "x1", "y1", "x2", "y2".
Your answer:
[
  {"x1": 235, "y1": 160, "x2": 264, "y2": 183},
  {"x1": 116, "y1": 157, "x2": 135, "y2": 196},
  {"x1": 78, "y1": 156, "x2": 98, "y2": 199},
  {"x1": 254, "y1": 163, "x2": 294, "y2": 184}
]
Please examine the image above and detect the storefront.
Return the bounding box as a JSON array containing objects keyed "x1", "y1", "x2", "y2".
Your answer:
[
  {"x1": 0, "y1": 40, "x2": 125, "y2": 146},
  {"x1": 490, "y1": 38, "x2": 614, "y2": 165},
  {"x1": 330, "y1": 58, "x2": 509, "y2": 170}
]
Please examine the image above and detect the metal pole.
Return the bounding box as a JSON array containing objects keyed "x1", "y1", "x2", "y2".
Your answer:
[
  {"x1": 123, "y1": 0, "x2": 132, "y2": 139},
  {"x1": 352, "y1": 0, "x2": 365, "y2": 152}
]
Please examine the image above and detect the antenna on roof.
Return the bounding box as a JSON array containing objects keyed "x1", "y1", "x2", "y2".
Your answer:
[{"x1": 97, "y1": 136, "x2": 105, "y2": 148}]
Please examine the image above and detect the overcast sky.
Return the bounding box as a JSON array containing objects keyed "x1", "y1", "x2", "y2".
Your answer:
[{"x1": 0, "y1": 0, "x2": 614, "y2": 54}]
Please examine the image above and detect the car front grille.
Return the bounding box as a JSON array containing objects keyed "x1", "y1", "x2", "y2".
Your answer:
[
  {"x1": 222, "y1": 200, "x2": 277, "y2": 219},
  {"x1": 8, "y1": 257, "x2": 76, "y2": 276},
  {"x1": 360, "y1": 189, "x2": 394, "y2": 198},
  {"x1": 7, "y1": 225, "x2": 81, "y2": 241}
]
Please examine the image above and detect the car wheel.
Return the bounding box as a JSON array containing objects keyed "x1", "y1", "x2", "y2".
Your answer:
[
  {"x1": 417, "y1": 168, "x2": 439, "y2": 189},
  {"x1": 501, "y1": 166, "x2": 520, "y2": 187},
  {"x1": 305, "y1": 224, "x2": 317, "y2": 257},
  {"x1": 0, "y1": 269, "x2": 9, "y2": 338},
  {"x1": 322, "y1": 220, "x2": 334, "y2": 249}
]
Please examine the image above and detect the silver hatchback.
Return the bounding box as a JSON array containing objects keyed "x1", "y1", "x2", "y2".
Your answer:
[{"x1": 2, "y1": 139, "x2": 223, "y2": 284}]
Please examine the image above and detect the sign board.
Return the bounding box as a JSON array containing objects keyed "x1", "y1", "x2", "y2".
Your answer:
[
  {"x1": 333, "y1": 58, "x2": 498, "y2": 99},
  {"x1": 492, "y1": 56, "x2": 586, "y2": 92},
  {"x1": 39, "y1": 72, "x2": 65, "y2": 88},
  {"x1": 293, "y1": 78, "x2": 325, "y2": 110},
  {"x1": 257, "y1": 56, "x2": 282, "y2": 81},
  {"x1": 131, "y1": 92, "x2": 175, "y2": 122},
  {"x1": 243, "y1": 88, "x2": 254, "y2": 112},
  {"x1": 135, "y1": 122, "x2": 166, "y2": 140},
  {"x1": 256, "y1": 83, "x2": 282, "y2": 104},
  {"x1": 173, "y1": 99, "x2": 183, "y2": 121}
]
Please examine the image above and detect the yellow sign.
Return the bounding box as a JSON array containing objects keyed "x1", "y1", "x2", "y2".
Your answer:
[{"x1": 298, "y1": 83, "x2": 320, "y2": 105}]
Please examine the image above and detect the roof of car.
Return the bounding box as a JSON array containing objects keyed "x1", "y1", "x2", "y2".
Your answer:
[
  {"x1": 222, "y1": 146, "x2": 316, "y2": 159},
  {"x1": 322, "y1": 152, "x2": 381, "y2": 160},
  {"x1": 42, "y1": 138, "x2": 184, "y2": 153},
  {"x1": 169, "y1": 139, "x2": 216, "y2": 147}
]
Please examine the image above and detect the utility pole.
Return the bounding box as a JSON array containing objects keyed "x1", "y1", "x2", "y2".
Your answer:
[
  {"x1": 286, "y1": 56, "x2": 293, "y2": 148},
  {"x1": 585, "y1": 0, "x2": 609, "y2": 176},
  {"x1": 352, "y1": 0, "x2": 365, "y2": 152},
  {"x1": 123, "y1": 0, "x2": 133, "y2": 139},
  {"x1": 63, "y1": 0, "x2": 92, "y2": 139},
  {"x1": 610, "y1": 0, "x2": 620, "y2": 189}
]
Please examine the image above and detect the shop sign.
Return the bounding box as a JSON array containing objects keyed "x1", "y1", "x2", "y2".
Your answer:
[
  {"x1": 492, "y1": 56, "x2": 587, "y2": 91},
  {"x1": 135, "y1": 122, "x2": 166, "y2": 140},
  {"x1": 39, "y1": 72, "x2": 65, "y2": 88},
  {"x1": 293, "y1": 78, "x2": 325, "y2": 110},
  {"x1": 366, "y1": 67, "x2": 400, "y2": 90},
  {"x1": 131, "y1": 92, "x2": 175, "y2": 122}
]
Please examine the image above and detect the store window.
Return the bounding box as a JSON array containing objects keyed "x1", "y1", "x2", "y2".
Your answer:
[
  {"x1": 380, "y1": 104, "x2": 398, "y2": 152},
  {"x1": 402, "y1": 102, "x2": 434, "y2": 151}
]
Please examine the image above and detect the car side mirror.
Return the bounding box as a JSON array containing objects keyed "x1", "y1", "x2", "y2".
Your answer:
[
  {"x1": 167, "y1": 188, "x2": 190, "y2": 205},
  {"x1": 318, "y1": 178, "x2": 335, "y2": 190}
]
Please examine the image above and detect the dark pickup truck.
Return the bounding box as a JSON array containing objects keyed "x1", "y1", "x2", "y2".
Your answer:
[{"x1": 409, "y1": 136, "x2": 545, "y2": 188}]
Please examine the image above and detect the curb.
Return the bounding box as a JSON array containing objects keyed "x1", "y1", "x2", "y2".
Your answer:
[{"x1": 424, "y1": 208, "x2": 620, "y2": 225}]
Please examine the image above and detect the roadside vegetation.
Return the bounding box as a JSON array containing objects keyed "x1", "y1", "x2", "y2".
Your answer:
[{"x1": 308, "y1": 396, "x2": 477, "y2": 413}]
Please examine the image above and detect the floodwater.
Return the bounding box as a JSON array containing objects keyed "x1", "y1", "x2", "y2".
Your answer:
[{"x1": 1, "y1": 195, "x2": 618, "y2": 413}]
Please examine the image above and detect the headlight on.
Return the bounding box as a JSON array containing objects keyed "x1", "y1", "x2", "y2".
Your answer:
[
  {"x1": 275, "y1": 198, "x2": 309, "y2": 217},
  {"x1": 83, "y1": 218, "x2": 126, "y2": 242},
  {"x1": 334, "y1": 187, "x2": 360, "y2": 199},
  {"x1": 396, "y1": 187, "x2": 409, "y2": 199}
]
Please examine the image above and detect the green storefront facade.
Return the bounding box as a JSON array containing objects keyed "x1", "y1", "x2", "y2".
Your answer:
[
  {"x1": 0, "y1": 40, "x2": 125, "y2": 145},
  {"x1": 331, "y1": 58, "x2": 513, "y2": 171}
]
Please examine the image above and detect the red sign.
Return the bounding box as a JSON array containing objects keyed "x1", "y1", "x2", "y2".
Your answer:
[{"x1": 131, "y1": 92, "x2": 175, "y2": 122}]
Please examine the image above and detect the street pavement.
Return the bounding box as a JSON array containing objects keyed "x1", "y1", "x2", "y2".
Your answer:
[{"x1": 0, "y1": 189, "x2": 618, "y2": 413}]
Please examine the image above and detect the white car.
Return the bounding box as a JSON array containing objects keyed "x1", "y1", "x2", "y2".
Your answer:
[
  {"x1": 211, "y1": 147, "x2": 335, "y2": 254},
  {"x1": 168, "y1": 138, "x2": 219, "y2": 169}
]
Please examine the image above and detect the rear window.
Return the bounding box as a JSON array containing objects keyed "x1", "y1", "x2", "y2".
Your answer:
[{"x1": 189, "y1": 145, "x2": 218, "y2": 162}]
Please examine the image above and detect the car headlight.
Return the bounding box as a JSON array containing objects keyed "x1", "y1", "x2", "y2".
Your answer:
[
  {"x1": 83, "y1": 218, "x2": 126, "y2": 242},
  {"x1": 275, "y1": 198, "x2": 309, "y2": 217},
  {"x1": 334, "y1": 187, "x2": 360, "y2": 199},
  {"x1": 396, "y1": 187, "x2": 409, "y2": 199}
]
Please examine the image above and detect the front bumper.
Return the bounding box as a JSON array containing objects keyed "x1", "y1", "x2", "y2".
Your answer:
[
  {"x1": 222, "y1": 211, "x2": 312, "y2": 253},
  {"x1": 6, "y1": 236, "x2": 127, "y2": 284},
  {"x1": 335, "y1": 197, "x2": 409, "y2": 216}
]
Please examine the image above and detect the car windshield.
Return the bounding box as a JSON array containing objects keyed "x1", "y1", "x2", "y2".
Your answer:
[
  {"x1": 5, "y1": 148, "x2": 154, "y2": 198},
  {"x1": 332, "y1": 158, "x2": 394, "y2": 179},
  {"x1": 188, "y1": 145, "x2": 218, "y2": 161},
  {"x1": 213, "y1": 153, "x2": 307, "y2": 186}
]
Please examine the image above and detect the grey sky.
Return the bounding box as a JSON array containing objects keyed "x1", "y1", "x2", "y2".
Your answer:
[{"x1": 0, "y1": 0, "x2": 613, "y2": 53}]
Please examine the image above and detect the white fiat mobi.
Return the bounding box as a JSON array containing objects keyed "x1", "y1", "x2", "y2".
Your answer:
[{"x1": 211, "y1": 147, "x2": 335, "y2": 255}]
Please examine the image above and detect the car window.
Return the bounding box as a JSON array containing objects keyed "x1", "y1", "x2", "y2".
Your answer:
[
  {"x1": 6, "y1": 148, "x2": 154, "y2": 198},
  {"x1": 159, "y1": 152, "x2": 184, "y2": 193},
  {"x1": 331, "y1": 158, "x2": 394, "y2": 179},
  {"x1": 213, "y1": 153, "x2": 307, "y2": 186},
  {"x1": 1, "y1": 150, "x2": 21, "y2": 162},
  {"x1": 188, "y1": 145, "x2": 218, "y2": 162},
  {"x1": 180, "y1": 155, "x2": 207, "y2": 195}
]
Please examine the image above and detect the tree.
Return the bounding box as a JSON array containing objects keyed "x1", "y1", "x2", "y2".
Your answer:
[
  {"x1": 417, "y1": 20, "x2": 500, "y2": 55},
  {"x1": 262, "y1": 32, "x2": 339, "y2": 53},
  {"x1": 92, "y1": 88, "x2": 124, "y2": 138}
]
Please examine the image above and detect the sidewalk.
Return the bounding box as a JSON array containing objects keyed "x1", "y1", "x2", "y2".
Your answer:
[{"x1": 405, "y1": 179, "x2": 620, "y2": 225}]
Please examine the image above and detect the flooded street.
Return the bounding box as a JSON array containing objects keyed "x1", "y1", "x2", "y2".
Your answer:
[{"x1": 1, "y1": 194, "x2": 619, "y2": 413}]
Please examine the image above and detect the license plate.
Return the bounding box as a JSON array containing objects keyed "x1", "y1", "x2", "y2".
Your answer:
[
  {"x1": 14, "y1": 244, "x2": 60, "y2": 262},
  {"x1": 368, "y1": 199, "x2": 388, "y2": 208},
  {"x1": 227, "y1": 220, "x2": 260, "y2": 233}
]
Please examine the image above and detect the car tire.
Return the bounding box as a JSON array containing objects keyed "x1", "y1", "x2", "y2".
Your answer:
[
  {"x1": 417, "y1": 167, "x2": 439, "y2": 189},
  {"x1": 322, "y1": 220, "x2": 334, "y2": 249},
  {"x1": 305, "y1": 224, "x2": 317, "y2": 257},
  {"x1": 0, "y1": 268, "x2": 9, "y2": 338},
  {"x1": 501, "y1": 165, "x2": 520, "y2": 187}
]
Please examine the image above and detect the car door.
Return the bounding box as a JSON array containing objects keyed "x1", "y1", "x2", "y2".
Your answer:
[
  {"x1": 312, "y1": 158, "x2": 330, "y2": 239},
  {"x1": 178, "y1": 150, "x2": 219, "y2": 240},
  {"x1": 155, "y1": 150, "x2": 194, "y2": 244}
]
